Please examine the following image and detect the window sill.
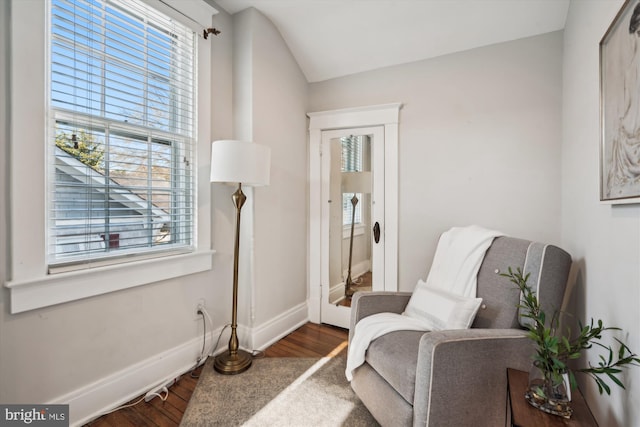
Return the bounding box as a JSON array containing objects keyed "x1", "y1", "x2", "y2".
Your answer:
[
  {"x1": 4, "y1": 250, "x2": 215, "y2": 313},
  {"x1": 343, "y1": 224, "x2": 366, "y2": 239}
]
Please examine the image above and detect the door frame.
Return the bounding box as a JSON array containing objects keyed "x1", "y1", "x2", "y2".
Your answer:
[{"x1": 307, "y1": 103, "x2": 402, "y2": 325}]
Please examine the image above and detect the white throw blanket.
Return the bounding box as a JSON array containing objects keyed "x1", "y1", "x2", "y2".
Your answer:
[
  {"x1": 345, "y1": 225, "x2": 504, "y2": 381},
  {"x1": 345, "y1": 313, "x2": 430, "y2": 381},
  {"x1": 424, "y1": 225, "x2": 504, "y2": 296}
]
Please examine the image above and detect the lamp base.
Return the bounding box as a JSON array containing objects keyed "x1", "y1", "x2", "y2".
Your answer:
[
  {"x1": 345, "y1": 276, "x2": 355, "y2": 297},
  {"x1": 214, "y1": 349, "x2": 253, "y2": 375}
]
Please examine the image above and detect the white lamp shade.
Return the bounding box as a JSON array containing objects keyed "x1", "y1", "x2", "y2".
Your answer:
[
  {"x1": 342, "y1": 171, "x2": 371, "y2": 193},
  {"x1": 210, "y1": 140, "x2": 271, "y2": 186}
]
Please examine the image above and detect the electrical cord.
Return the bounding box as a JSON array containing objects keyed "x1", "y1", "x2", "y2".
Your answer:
[
  {"x1": 94, "y1": 306, "x2": 226, "y2": 418},
  {"x1": 147, "y1": 387, "x2": 169, "y2": 403},
  {"x1": 211, "y1": 323, "x2": 230, "y2": 357},
  {"x1": 199, "y1": 306, "x2": 214, "y2": 332},
  {"x1": 197, "y1": 312, "x2": 206, "y2": 364},
  {"x1": 191, "y1": 307, "x2": 215, "y2": 368},
  {"x1": 200, "y1": 307, "x2": 217, "y2": 358},
  {"x1": 101, "y1": 387, "x2": 168, "y2": 416},
  {"x1": 190, "y1": 311, "x2": 209, "y2": 377},
  {"x1": 189, "y1": 306, "x2": 265, "y2": 376},
  {"x1": 190, "y1": 310, "x2": 231, "y2": 378}
]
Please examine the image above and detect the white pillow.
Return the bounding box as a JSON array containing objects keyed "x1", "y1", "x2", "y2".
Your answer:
[{"x1": 403, "y1": 280, "x2": 483, "y2": 330}]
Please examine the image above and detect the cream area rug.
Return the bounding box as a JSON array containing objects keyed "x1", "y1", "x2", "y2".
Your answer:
[{"x1": 180, "y1": 356, "x2": 378, "y2": 426}]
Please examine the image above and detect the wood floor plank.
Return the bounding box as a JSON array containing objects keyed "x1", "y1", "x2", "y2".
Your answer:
[
  {"x1": 119, "y1": 408, "x2": 157, "y2": 427},
  {"x1": 147, "y1": 392, "x2": 186, "y2": 423},
  {"x1": 285, "y1": 333, "x2": 345, "y2": 355},
  {"x1": 130, "y1": 400, "x2": 176, "y2": 427},
  {"x1": 262, "y1": 347, "x2": 289, "y2": 357},
  {"x1": 170, "y1": 381, "x2": 196, "y2": 402},
  {"x1": 85, "y1": 323, "x2": 348, "y2": 426}
]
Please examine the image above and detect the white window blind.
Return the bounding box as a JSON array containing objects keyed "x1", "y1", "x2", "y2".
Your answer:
[
  {"x1": 341, "y1": 135, "x2": 363, "y2": 226},
  {"x1": 49, "y1": 0, "x2": 196, "y2": 268}
]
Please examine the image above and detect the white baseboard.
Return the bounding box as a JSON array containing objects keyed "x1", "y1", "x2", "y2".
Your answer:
[
  {"x1": 251, "y1": 302, "x2": 309, "y2": 350},
  {"x1": 54, "y1": 303, "x2": 309, "y2": 426},
  {"x1": 342, "y1": 260, "x2": 371, "y2": 282},
  {"x1": 56, "y1": 335, "x2": 205, "y2": 427}
]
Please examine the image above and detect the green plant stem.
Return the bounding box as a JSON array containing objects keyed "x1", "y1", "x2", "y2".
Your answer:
[{"x1": 502, "y1": 267, "x2": 640, "y2": 395}]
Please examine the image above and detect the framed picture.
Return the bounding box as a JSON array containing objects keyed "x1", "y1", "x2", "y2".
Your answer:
[{"x1": 600, "y1": 0, "x2": 640, "y2": 203}]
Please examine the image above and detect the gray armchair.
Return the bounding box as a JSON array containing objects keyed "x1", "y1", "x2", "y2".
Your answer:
[{"x1": 349, "y1": 236, "x2": 571, "y2": 426}]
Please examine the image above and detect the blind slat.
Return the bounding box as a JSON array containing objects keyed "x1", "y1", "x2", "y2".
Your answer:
[
  {"x1": 341, "y1": 136, "x2": 364, "y2": 225},
  {"x1": 49, "y1": 0, "x2": 195, "y2": 266}
]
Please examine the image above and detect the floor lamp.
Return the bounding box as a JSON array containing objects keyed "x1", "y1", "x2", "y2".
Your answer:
[
  {"x1": 341, "y1": 171, "x2": 371, "y2": 297},
  {"x1": 210, "y1": 140, "x2": 271, "y2": 375}
]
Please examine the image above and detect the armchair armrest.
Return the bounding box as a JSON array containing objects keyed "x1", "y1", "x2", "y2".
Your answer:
[
  {"x1": 413, "y1": 328, "x2": 534, "y2": 426},
  {"x1": 349, "y1": 291, "x2": 412, "y2": 343}
]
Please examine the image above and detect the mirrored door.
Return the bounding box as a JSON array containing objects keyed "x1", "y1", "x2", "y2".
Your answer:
[{"x1": 320, "y1": 126, "x2": 385, "y2": 328}]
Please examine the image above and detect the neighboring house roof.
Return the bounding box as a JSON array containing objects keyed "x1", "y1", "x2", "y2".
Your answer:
[{"x1": 54, "y1": 146, "x2": 170, "y2": 223}]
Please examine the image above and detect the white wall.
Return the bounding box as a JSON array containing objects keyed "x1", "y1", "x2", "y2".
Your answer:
[
  {"x1": 0, "y1": 3, "x2": 308, "y2": 425},
  {"x1": 309, "y1": 31, "x2": 564, "y2": 291},
  {"x1": 230, "y1": 8, "x2": 309, "y2": 336},
  {"x1": 563, "y1": 1, "x2": 640, "y2": 425}
]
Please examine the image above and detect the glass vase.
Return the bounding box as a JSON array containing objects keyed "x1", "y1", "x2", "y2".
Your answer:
[
  {"x1": 526, "y1": 361, "x2": 547, "y2": 406},
  {"x1": 524, "y1": 361, "x2": 573, "y2": 419},
  {"x1": 545, "y1": 371, "x2": 572, "y2": 416}
]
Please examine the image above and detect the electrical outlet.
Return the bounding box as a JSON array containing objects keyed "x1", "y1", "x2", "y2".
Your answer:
[{"x1": 194, "y1": 298, "x2": 206, "y2": 320}]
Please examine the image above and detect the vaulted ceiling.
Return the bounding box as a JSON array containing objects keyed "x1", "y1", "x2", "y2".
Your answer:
[{"x1": 215, "y1": 0, "x2": 570, "y2": 82}]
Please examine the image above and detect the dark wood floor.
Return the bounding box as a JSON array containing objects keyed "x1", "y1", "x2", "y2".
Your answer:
[{"x1": 86, "y1": 323, "x2": 348, "y2": 426}]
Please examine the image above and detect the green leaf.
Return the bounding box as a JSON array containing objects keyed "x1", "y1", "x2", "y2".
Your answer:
[
  {"x1": 607, "y1": 371, "x2": 624, "y2": 389},
  {"x1": 506, "y1": 264, "x2": 640, "y2": 397}
]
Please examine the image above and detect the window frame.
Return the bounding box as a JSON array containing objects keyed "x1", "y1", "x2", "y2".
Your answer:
[
  {"x1": 48, "y1": 111, "x2": 193, "y2": 269},
  {"x1": 341, "y1": 135, "x2": 364, "y2": 228},
  {"x1": 5, "y1": 0, "x2": 215, "y2": 313}
]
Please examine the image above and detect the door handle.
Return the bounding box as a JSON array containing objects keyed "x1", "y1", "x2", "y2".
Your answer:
[{"x1": 373, "y1": 222, "x2": 380, "y2": 243}]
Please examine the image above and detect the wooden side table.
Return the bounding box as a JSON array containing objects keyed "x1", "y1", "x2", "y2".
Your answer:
[{"x1": 507, "y1": 368, "x2": 598, "y2": 426}]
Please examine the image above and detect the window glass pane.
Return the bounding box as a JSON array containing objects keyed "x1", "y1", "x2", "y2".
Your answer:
[
  {"x1": 49, "y1": 0, "x2": 195, "y2": 266},
  {"x1": 342, "y1": 193, "x2": 363, "y2": 226},
  {"x1": 341, "y1": 136, "x2": 363, "y2": 225}
]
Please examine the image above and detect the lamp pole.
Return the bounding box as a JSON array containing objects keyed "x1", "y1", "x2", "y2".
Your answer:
[
  {"x1": 214, "y1": 183, "x2": 253, "y2": 375},
  {"x1": 345, "y1": 193, "x2": 359, "y2": 297}
]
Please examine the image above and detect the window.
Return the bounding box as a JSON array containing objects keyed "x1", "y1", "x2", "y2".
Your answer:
[
  {"x1": 341, "y1": 135, "x2": 363, "y2": 226},
  {"x1": 6, "y1": 0, "x2": 216, "y2": 313},
  {"x1": 49, "y1": 0, "x2": 194, "y2": 268}
]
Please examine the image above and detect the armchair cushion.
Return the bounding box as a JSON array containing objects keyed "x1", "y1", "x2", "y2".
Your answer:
[
  {"x1": 365, "y1": 330, "x2": 423, "y2": 403},
  {"x1": 403, "y1": 279, "x2": 483, "y2": 330}
]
